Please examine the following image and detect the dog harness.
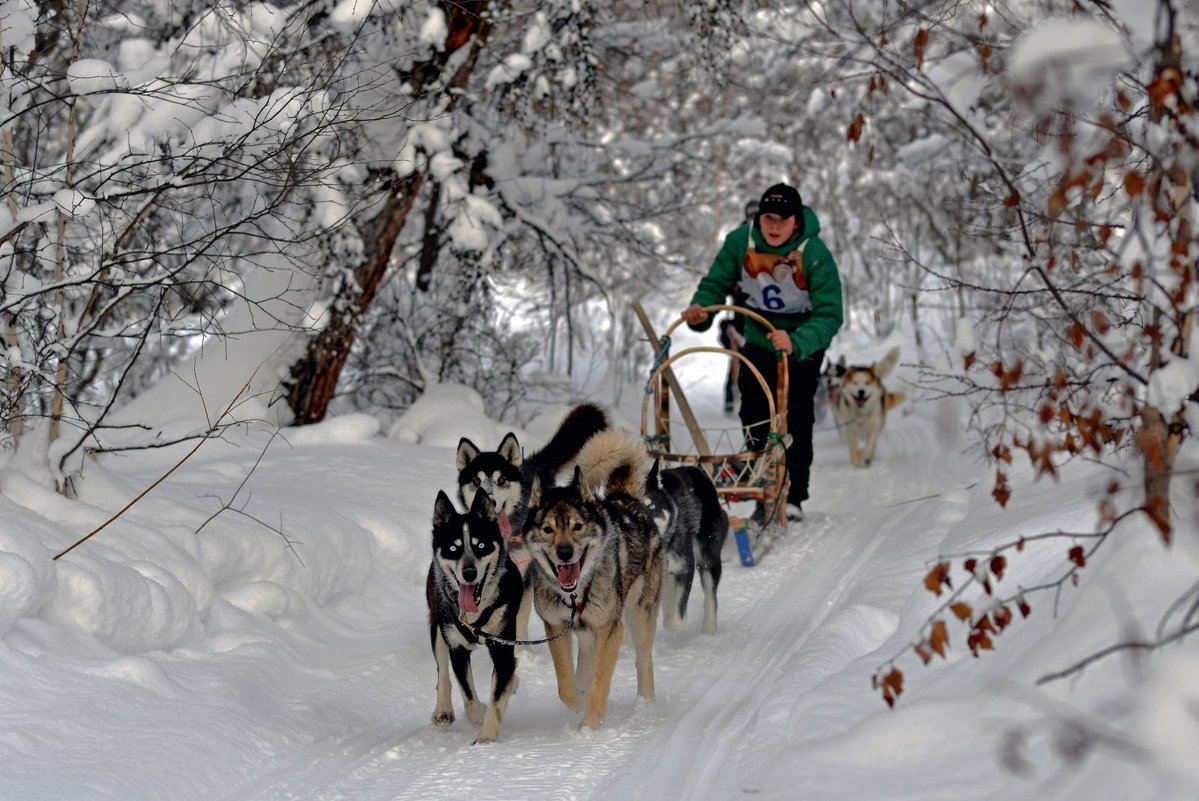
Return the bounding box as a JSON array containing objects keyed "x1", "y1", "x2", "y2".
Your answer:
[
  {"x1": 569, "y1": 584, "x2": 591, "y2": 616},
  {"x1": 452, "y1": 591, "x2": 502, "y2": 644}
]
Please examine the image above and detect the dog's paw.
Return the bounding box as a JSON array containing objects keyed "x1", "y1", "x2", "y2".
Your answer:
[
  {"x1": 472, "y1": 731, "x2": 499, "y2": 745},
  {"x1": 662, "y1": 614, "x2": 685, "y2": 633},
  {"x1": 579, "y1": 712, "x2": 605, "y2": 730},
  {"x1": 559, "y1": 688, "x2": 586, "y2": 712},
  {"x1": 431, "y1": 709, "x2": 455, "y2": 727},
  {"x1": 464, "y1": 700, "x2": 486, "y2": 725}
]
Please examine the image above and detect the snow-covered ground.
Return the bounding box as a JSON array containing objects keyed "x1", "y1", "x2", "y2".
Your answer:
[{"x1": 1, "y1": 335, "x2": 1197, "y2": 801}]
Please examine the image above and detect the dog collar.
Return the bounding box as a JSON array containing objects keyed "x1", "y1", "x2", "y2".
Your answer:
[{"x1": 456, "y1": 601, "x2": 500, "y2": 641}]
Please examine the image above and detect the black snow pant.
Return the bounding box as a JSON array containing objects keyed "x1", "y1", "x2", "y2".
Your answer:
[{"x1": 737, "y1": 342, "x2": 825, "y2": 505}]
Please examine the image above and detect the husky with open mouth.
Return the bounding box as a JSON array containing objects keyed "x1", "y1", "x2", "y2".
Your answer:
[
  {"x1": 833, "y1": 346, "x2": 906, "y2": 468},
  {"x1": 455, "y1": 402, "x2": 613, "y2": 640},
  {"x1": 426, "y1": 490, "x2": 523, "y2": 744},
  {"x1": 522, "y1": 428, "x2": 663, "y2": 729}
]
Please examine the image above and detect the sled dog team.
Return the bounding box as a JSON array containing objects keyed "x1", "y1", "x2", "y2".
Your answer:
[
  {"x1": 426, "y1": 403, "x2": 728, "y2": 743},
  {"x1": 427, "y1": 349, "x2": 907, "y2": 743}
]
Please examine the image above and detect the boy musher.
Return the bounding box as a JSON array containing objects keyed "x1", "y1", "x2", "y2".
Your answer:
[{"x1": 682, "y1": 183, "x2": 843, "y2": 524}]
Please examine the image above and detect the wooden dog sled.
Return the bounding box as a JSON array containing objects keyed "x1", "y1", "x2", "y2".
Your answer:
[{"x1": 633, "y1": 302, "x2": 790, "y2": 565}]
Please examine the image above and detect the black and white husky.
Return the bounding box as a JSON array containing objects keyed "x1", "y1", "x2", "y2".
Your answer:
[
  {"x1": 455, "y1": 402, "x2": 612, "y2": 541},
  {"x1": 455, "y1": 403, "x2": 613, "y2": 640},
  {"x1": 426, "y1": 490, "x2": 523, "y2": 744},
  {"x1": 643, "y1": 461, "x2": 729, "y2": 635}
]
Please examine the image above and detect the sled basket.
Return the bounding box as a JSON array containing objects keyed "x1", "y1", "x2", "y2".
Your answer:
[{"x1": 636, "y1": 303, "x2": 791, "y2": 528}]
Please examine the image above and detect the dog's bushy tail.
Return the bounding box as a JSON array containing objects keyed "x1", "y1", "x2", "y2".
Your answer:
[
  {"x1": 885, "y1": 391, "x2": 907, "y2": 412},
  {"x1": 576, "y1": 428, "x2": 652, "y2": 500},
  {"x1": 528, "y1": 402, "x2": 611, "y2": 474}
]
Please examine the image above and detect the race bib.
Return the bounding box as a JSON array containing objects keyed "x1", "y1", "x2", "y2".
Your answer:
[{"x1": 739, "y1": 242, "x2": 812, "y2": 315}]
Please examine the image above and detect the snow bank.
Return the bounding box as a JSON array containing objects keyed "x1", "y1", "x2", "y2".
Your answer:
[
  {"x1": 387, "y1": 382, "x2": 523, "y2": 448},
  {"x1": 0, "y1": 497, "x2": 57, "y2": 635}
]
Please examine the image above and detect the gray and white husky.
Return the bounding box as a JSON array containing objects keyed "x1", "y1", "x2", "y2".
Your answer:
[
  {"x1": 426, "y1": 490, "x2": 523, "y2": 744},
  {"x1": 643, "y1": 461, "x2": 729, "y2": 635},
  {"x1": 521, "y1": 428, "x2": 662, "y2": 730}
]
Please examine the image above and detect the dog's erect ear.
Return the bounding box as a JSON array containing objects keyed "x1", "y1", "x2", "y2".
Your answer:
[
  {"x1": 528, "y1": 472, "x2": 544, "y2": 508},
  {"x1": 875, "y1": 346, "x2": 900, "y2": 380},
  {"x1": 647, "y1": 459, "x2": 661, "y2": 490},
  {"x1": 470, "y1": 489, "x2": 496, "y2": 521},
  {"x1": 433, "y1": 490, "x2": 457, "y2": 529},
  {"x1": 572, "y1": 464, "x2": 596, "y2": 502},
  {"x1": 498, "y1": 432, "x2": 522, "y2": 466},
  {"x1": 836, "y1": 354, "x2": 847, "y2": 371},
  {"x1": 456, "y1": 438, "x2": 480, "y2": 472}
]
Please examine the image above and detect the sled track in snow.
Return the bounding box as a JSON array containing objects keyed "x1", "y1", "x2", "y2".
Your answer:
[{"x1": 607, "y1": 506, "x2": 897, "y2": 799}]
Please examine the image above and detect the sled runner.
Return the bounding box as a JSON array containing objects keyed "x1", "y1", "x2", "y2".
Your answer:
[{"x1": 634, "y1": 302, "x2": 790, "y2": 566}]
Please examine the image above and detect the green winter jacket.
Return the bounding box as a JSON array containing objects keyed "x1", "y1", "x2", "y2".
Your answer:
[{"x1": 689, "y1": 206, "x2": 843, "y2": 361}]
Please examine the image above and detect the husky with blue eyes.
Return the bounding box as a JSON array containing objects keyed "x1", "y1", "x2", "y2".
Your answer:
[{"x1": 426, "y1": 490, "x2": 523, "y2": 744}]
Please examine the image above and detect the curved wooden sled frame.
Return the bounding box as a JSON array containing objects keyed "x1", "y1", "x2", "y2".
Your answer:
[{"x1": 640, "y1": 304, "x2": 790, "y2": 526}]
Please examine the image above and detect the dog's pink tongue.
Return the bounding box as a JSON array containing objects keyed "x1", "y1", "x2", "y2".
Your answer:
[
  {"x1": 557, "y1": 562, "x2": 580, "y2": 588},
  {"x1": 498, "y1": 509, "x2": 512, "y2": 538},
  {"x1": 458, "y1": 583, "x2": 479, "y2": 613}
]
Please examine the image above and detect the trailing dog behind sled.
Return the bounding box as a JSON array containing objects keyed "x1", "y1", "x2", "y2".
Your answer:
[
  {"x1": 832, "y1": 346, "x2": 906, "y2": 468},
  {"x1": 522, "y1": 428, "x2": 663, "y2": 729},
  {"x1": 426, "y1": 490, "x2": 524, "y2": 744},
  {"x1": 643, "y1": 460, "x2": 728, "y2": 635},
  {"x1": 456, "y1": 403, "x2": 612, "y2": 640}
]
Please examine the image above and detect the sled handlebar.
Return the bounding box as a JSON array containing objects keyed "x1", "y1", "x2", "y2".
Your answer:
[{"x1": 663, "y1": 304, "x2": 778, "y2": 339}]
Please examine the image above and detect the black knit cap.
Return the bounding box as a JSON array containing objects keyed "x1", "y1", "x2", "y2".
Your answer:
[{"x1": 758, "y1": 183, "x2": 802, "y2": 219}]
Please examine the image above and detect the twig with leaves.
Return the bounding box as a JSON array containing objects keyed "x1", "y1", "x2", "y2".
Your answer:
[{"x1": 871, "y1": 507, "x2": 1141, "y2": 708}]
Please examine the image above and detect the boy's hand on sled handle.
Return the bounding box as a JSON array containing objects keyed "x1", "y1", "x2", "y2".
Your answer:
[
  {"x1": 682, "y1": 304, "x2": 708, "y2": 326},
  {"x1": 768, "y1": 330, "x2": 793, "y2": 355}
]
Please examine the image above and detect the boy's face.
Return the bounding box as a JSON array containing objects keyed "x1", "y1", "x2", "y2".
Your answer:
[{"x1": 759, "y1": 212, "x2": 799, "y2": 247}]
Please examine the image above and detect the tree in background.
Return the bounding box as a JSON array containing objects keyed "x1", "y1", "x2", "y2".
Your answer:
[
  {"x1": 325, "y1": 0, "x2": 770, "y2": 420},
  {"x1": 1, "y1": 0, "x2": 369, "y2": 486},
  {"x1": 797, "y1": 0, "x2": 1199, "y2": 718}
]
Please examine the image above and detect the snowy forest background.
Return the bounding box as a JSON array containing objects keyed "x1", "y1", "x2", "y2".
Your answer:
[{"x1": 1, "y1": 0, "x2": 1198, "y2": 773}]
